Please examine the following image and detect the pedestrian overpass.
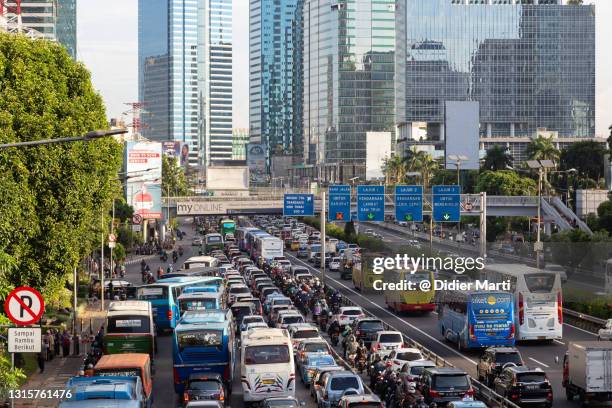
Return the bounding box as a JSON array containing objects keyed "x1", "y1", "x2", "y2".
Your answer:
[{"x1": 164, "y1": 192, "x2": 591, "y2": 235}]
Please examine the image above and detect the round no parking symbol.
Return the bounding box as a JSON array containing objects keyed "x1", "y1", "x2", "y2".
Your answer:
[{"x1": 4, "y1": 287, "x2": 45, "y2": 325}]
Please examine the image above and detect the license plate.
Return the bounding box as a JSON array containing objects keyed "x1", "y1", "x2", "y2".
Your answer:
[
  {"x1": 262, "y1": 379, "x2": 275, "y2": 385},
  {"x1": 525, "y1": 385, "x2": 539, "y2": 390}
]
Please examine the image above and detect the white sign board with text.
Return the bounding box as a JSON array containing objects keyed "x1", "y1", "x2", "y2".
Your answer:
[{"x1": 8, "y1": 327, "x2": 41, "y2": 353}]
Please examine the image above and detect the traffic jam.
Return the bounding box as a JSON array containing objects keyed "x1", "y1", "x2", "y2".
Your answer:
[{"x1": 56, "y1": 216, "x2": 612, "y2": 408}]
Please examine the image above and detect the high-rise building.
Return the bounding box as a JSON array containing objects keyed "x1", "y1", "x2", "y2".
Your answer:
[
  {"x1": 139, "y1": 0, "x2": 233, "y2": 167},
  {"x1": 302, "y1": 0, "x2": 396, "y2": 181},
  {"x1": 249, "y1": 0, "x2": 303, "y2": 170},
  {"x1": 201, "y1": 0, "x2": 233, "y2": 164},
  {"x1": 232, "y1": 128, "x2": 249, "y2": 160},
  {"x1": 2, "y1": 0, "x2": 76, "y2": 58},
  {"x1": 395, "y1": 0, "x2": 595, "y2": 162}
]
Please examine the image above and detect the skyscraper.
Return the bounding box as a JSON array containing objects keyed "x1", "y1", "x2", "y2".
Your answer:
[
  {"x1": 139, "y1": 0, "x2": 233, "y2": 167},
  {"x1": 395, "y1": 0, "x2": 595, "y2": 162},
  {"x1": 302, "y1": 0, "x2": 396, "y2": 181},
  {"x1": 249, "y1": 0, "x2": 303, "y2": 170},
  {"x1": 2, "y1": 0, "x2": 76, "y2": 58}
]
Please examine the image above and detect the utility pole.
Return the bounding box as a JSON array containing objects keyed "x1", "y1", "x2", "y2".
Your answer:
[
  {"x1": 321, "y1": 191, "x2": 326, "y2": 287},
  {"x1": 536, "y1": 167, "x2": 542, "y2": 269},
  {"x1": 480, "y1": 192, "x2": 487, "y2": 259}
]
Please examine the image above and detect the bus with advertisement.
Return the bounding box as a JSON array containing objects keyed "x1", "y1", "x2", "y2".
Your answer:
[
  {"x1": 437, "y1": 290, "x2": 516, "y2": 349},
  {"x1": 384, "y1": 269, "x2": 436, "y2": 313},
  {"x1": 219, "y1": 218, "x2": 236, "y2": 238}
]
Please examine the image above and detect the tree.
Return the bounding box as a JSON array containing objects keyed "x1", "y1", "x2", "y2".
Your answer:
[
  {"x1": 0, "y1": 34, "x2": 122, "y2": 301},
  {"x1": 482, "y1": 145, "x2": 514, "y2": 171},
  {"x1": 476, "y1": 171, "x2": 537, "y2": 196},
  {"x1": 162, "y1": 155, "x2": 191, "y2": 196},
  {"x1": 560, "y1": 141, "x2": 605, "y2": 181},
  {"x1": 567, "y1": 0, "x2": 583, "y2": 4},
  {"x1": 525, "y1": 135, "x2": 560, "y2": 163},
  {"x1": 344, "y1": 221, "x2": 356, "y2": 240},
  {"x1": 113, "y1": 198, "x2": 134, "y2": 223},
  {"x1": 381, "y1": 154, "x2": 405, "y2": 185},
  {"x1": 597, "y1": 199, "x2": 612, "y2": 235},
  {"x1": 404, "y1": 149, "x2": 439, "y2": 190}
]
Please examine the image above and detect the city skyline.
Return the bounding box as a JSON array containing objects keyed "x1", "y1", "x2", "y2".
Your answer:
[{"x1": 78, "y1": 0, "x2": 612, "y2": 137}]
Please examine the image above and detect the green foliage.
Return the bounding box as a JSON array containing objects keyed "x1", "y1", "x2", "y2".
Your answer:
[
  {"x1": 344, "y1": 221, "x2": 356, "y2": 240},
  {"x1": 560, "y1": 141, "x2": 606, "y2": 181},
  {"x1": 301, "y1": 217, "x2": 385, "y2": 251},
  {"x1": 113, "y1": 198, "x2": 134, "y2": 223},
  {"x1": 109, "y1": 242, "x2": 126, "y2": 262},
  {"x1": 162, "y1": 155, "x2": 191, "y2": 196},
  {"x1": 0, "y1": 353, "x2": 26, "y2": 400},
  {"x1": 596, "y1": 199, "x2": 612, "y2": 235},
  {"x1": 482, "y1": 145, "x2": 514, "y2": 171},
  {"x1": 486, "y1": 217, "x2": 508, "y2": 242},
  {"x1": 476, "y1": 170, "x2": 537, "y2": 196},
  {"x1": 117, "y1": 224, "x2": 142, "y2": 250},
  {"x1": 525, "y1": 135, "x2": 560, "y2": 163},
  {"x1": 0, "y1": 34, "x2": 122, "y2": 301}
]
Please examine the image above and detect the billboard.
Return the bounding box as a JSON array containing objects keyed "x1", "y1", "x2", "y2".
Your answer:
[
  {"x1": 125, "y1": 141, "x2": 163, "y2": 219},
  {"x1": 162, "y1": 141, "x2": 181, "y2": 160},
  {"x1": 246, "y1": 143, "x2": 267, "y2": 182},
  {"x1": 366, "y1": 131, "x2": 392, "y2": 180},
  {"x1": 444, "y1": 101, "x2": 480, "y2": 170}
]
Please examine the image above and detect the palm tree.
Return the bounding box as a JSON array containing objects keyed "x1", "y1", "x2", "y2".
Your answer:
[
  {"x1": 404, "y1": 148, "x2": 438, "y2": 190},
  {"x1": 525, "y1": 135, "x2": 560, "y2": 163},
  {"x1": 381, "y1": 154, "x2": 405, "y2": 185},
  {"x1": 482, "y1": 145, "x2": 514, "y2": 171}
]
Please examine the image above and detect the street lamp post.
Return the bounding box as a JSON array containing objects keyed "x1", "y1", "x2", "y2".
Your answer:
[
  {"x1": 526, "y1": 160, "x2": 556, "y2": 268},
  {"x1": 447, "y1": 154, "x2": 469, "y2": 188},
  {"x1": 0, "y1": 129, "x2": 127, "y2": 149}
]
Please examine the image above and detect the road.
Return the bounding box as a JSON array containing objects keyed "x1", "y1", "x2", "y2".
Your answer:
[
  {"x1": 282, "y1": 223, "x2": 600, "y2": 408},
  {"x1": 122, "y1": 219, "x2": 315, "y2": 407}
]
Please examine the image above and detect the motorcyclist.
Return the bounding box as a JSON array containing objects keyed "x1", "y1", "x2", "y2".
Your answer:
[
  {"x1": 355, "y1": 340, "x2": 368, "y2": 371},
  {"x1": 166, "y1": 263, "x2": 173, "y2": 274},
  {"x1": 345, "y1": 333, "x2": 359, "y2": 361},
  {"x1": 178, "y1": 246, "x2": 184, "y2": 256},
  {"x1": 414, "y1": 395, "x2": 428, "y2": 408},
  {"x1": 369, "y1": 353, "x2": 386, "y2": 387}
]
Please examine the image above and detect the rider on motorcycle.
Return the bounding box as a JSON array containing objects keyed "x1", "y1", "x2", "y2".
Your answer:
[
  {"x1": 369, "y1": 353, "x2": 386, "y2": 387},
  {"x1": 345, "y1": 333, "x2": 359, "y2": 360},
  {"x1": 355, "y1": 340, "x2": 368, "y2": 371}
]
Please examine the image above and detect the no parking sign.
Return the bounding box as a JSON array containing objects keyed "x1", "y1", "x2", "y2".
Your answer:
[{"x1": 4, "y1": 287, "x2": 45, "y2": 325}]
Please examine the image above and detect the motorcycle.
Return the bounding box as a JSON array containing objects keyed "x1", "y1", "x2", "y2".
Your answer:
[
  {"x1": 160, "y1": 252, "x2": 168, "y2": 262},
  {"x1": 347, "y1": 353, "x2": 357, "y2": 366},
  {"x1": 356, "y1": 355, "x2": 367, "y2": 374},
  {"x1": 178, "y1": 246, "x2": 184, "y2": 256},
  {"x1": 330, "y1": 332, "x2": 339, "y2": 347},
  {"x1": 172, "y1": 253, "x2": 178, "y2": 263}
]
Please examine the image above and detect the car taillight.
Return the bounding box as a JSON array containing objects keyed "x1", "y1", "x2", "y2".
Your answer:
[
  {"x1": 547, "y1": 392, "x2": 553, "y2": 399},
  {"x1": 518, "y1": 293, "x2": 524, "y2": 325},
  {"x1": 507, "y1": 323, "x2": 515, "y2": 339},
  {"x1": 464, "y1": 389, "x2": 474, "y2": 398},
  {"x1": 173, "y1": 367, "x2": 180, "y2": 384},
  {"x1": 428, "y1": 390, "x2": 440, "y2": 398},
  {"x1": 469, "y1": 324, "x2": 476, "y2": 341},
  {"x1": 183, "y1": 392, "x2": 189, "y2": 401},
  {"x1": 167, "y1": 310, "x2": 173, "y2": 321},
  {"x1": 510, "y1": 394, "x2": 519, "y2": 400},
  {"x1": 557, "y1": 292, "x2": 563, "y2": 324},
  {"x1": 223, "y1": 364, "x2": 231, "y2": 381},
  {"x1": 371, "y1": 343, "x2": 379, "y2": 351},
  {"x1": 356, "y1": 330, "x2": 361, "y2": 336}
]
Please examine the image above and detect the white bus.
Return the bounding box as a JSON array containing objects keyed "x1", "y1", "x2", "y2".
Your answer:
[
  {"x1": 253, "y1": 236, "x2": 283, "y2": 263},
  {"x1": 182, "y1": 256, "x2": 219, "y2": 270},
  {"x1": 241, "y1": 328, "x2": 295, "y2": 402},
  {"x1": 484, "y1": 264, "x2": 562, "y2": 341}
]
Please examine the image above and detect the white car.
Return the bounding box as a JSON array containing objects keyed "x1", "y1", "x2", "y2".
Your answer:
[
  {"x1": 399, "y1": 359, "x2": 436, "y2": 384},
  {"x1": 385, "y1": 347, "x2": 424, "y2": 371},
  {"x1": 598, "y1": 319, "x2": 612, "y2": 341},
  {"x1": 334, "y1": 306, "x2": 365, "y2": 327},
  {"x1": 370, "y1": 331, "x2": 404, "y2": 354},
  {"x1": 329, "y1": 257, "x2": 342, "y2": 272},
  {"x1": 288, "y1": 323, "x2": 322, "y2": 350},
  {"x1": 192, "y1": 237, "x2": 203, "y2": 246}
]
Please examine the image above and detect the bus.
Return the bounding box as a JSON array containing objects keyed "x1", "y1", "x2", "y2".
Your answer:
[
  {"x1": 352, "y1": 253, "x2": 381, "y2": 290},
  {"x1": 183, "y1": 256, "x2": 219, "y2": 270},
  {"x1": 137, "y1": 277, "x2": 213, "y2": 330},
  {"x1": 437, "y1": 290, "x2": 515, "y2": 349},
  {"x1": 94, "y1": 353, "x2": 154, "y2": 408},
  {"x1": 172, "y1": 310, "x2": 235, "y2": 394},
  {"x1": 384, "y1": 270, "x2": 436, "y2": 313},
  {"x1": 484, "y1": 264, "x2": 563, "y2": 341},
  {"x1": 103, "y1": 301, "x2": 156, "y2": 356},
  {"x1": 219, "y1": 218, "x2": 236, "y2": 237},
  {"x1": 178, "y1": 292, "x2": 225, "y2": 315},
  {"x1": 204, "y1": 233, "x2": 224, "y2": 254},
  {"x1": 236, "y1": 227, "x2": 258, "y2": 251},
  {"x1": 241, "y1": 328, "x2": 295, "y2": 403},
  {"x1": 253, "y1": 236, "x2": 284, "y2": 264}
]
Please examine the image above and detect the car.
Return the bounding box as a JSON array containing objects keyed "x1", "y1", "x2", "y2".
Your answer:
[
  {"x1": 352, "y1": 318, "x2": 385, "y2": 347},
  {"x1": 192, "y1": 237, "x2": 203, "y2": 246},
  {"x1": 227, "y1": 284, "x2": 250, "y2": 304},
  {"x1": 317, "y1": 371, "x2": 365, "y2": 408},
  {"x1": 447, "y1": 402, "x2": 488, "y2": 408},
  {"x1": 310, "y1": 366, "x2": 344, "y2": 402},
  {"x1": 333, "y1": 306, "x2": 365, "y2": 327},
  {"x1": 493, "y1": 366, "x2": 553, "y2": 408},
  {"x1": 182, "y1": 373, "x2": 225, "y2": 405},
  {"x1": 398, "y1": 360, "x2": 436, "y2": 385},
  {"x1": 329, "y1": 257, "x2": 342, "y2": 272},
  {"x1": 301, "y1": 353, "x2": 337, "y2": 384},
  {"x1": 296, "y1": 340, "x2": 332, "y2": 366},
  {"x1": 384, "y1": 347, "x2": 424, "y2": 371},
  {"x1": 276, "y1": 312, "x2": 305, "y2": 329},
  {"x1": 297, "y1": 247, "x2": 309, "y2": 258},
  {"x1": 337, "y1": 394, "x2": 382, "y2": 408},
  {"x1": 185, "y1": 401, "x2": 225, "y2": 408},
  {"x1": 369, "y1": 330, "x2": 403, "y2": 354},
  {"x1": 476, "y1": 347, "x2": 523, "y2": 386},
  {"x1": 262, "y1": 396, "x2": 301, "y2": 408},
  {"x1": 597, "y1": 318, "x2": 612, "y2": 341},
  {"x1": 419, "y1": 368, "x2": 473, "y2": 405},
  {"x1": 240, "y1": 315, "x2": 266, "y2": 332}
]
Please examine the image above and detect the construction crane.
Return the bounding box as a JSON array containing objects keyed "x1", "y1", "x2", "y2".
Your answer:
[{"x1": 1, "y1": 0, "x2": 46, "y2": 39}]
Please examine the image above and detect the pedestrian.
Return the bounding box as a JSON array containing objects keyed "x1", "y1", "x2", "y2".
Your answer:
[
  {"x1": 62, "y1": 331, "x2": 71, "y2": 357},
  {"x1": 54, "y1": 330, "x2": 61, "y2": 356},
  {"x1": 47, "y1": 330, "x2": 54, "y2": 361},
  {"x1": 42, "y1": 332, "x2": 49, "y2": 361},
  {"x1": 37, "y1": 352, "x2": 45, "y2": 373}
]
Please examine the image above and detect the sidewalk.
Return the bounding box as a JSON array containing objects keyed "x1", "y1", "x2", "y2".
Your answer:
[{"x1": 14, "y1": 305, "x2": 107, "y2": 408}]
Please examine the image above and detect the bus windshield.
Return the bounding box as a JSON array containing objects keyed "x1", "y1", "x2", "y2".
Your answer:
[
  {"x1": 178, "y1": 330, "x2": 223, "y2": 349},
  {"x1": 524, "y1": 274, "x2": 556, "y2": 293},
  {"x1": 107, "y1": 316, "x2": 150, "y2": 334},
  {"x1": 245, "y1": 345, "x2": 290, "y2": 364},
  {"x1": 207, "y1": 236, "x2": 222, "y2": 243},
  {"x1": 180, "y1": 299, "x2": 217, "y2": 311},
  {"x1": 137, "y1": 286, "x2": 167, "y2": 300}
]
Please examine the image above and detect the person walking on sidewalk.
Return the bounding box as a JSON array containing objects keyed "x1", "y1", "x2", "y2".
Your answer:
[
  {"x1": 47, "y1": 330, "x2": 55, "y2": 361},
  {"x1": 62, "y1": 331, "x2": 71, "y2": 357},
  {"x1": 54, "y1": 329, "x2": 61, "y2": 356},
  {"x1": 37, "y1": 352, "x2": 45, "y2": 373}
]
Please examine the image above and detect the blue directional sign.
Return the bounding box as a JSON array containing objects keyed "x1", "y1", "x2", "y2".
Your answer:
[
  {"x1": 283, "y1": 193, "x2": 315, "y2": 217},
  {"x1": 395, "y1": 185, "x2": 423, "y2": 222},
  {"x1": 328, "y1": 185, "x2": 351, "y2": 222},
  {"x1": 432, "y1": 185, "x2": 461, "y2": 222},
  {"x1": 357, "y1": 185, "x2": 385, "y2": 222}
]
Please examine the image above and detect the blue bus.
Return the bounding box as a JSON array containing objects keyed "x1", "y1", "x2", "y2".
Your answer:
[
  {"x1": 137, "y1": 277, "x2": 214, "y2": 330},
  {"x1": 437, "y1": 290, "x2": 515, "y2": 349},
  {"x1": 172, "y1": 310, "x2": 236, "y2": 394}
]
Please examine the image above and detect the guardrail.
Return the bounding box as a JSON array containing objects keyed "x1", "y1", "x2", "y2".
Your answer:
[{"x1": 563, "y1": 308, "x2": 608, "y2": 334}]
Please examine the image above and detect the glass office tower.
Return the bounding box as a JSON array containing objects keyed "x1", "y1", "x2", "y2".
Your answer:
[
  {"x1": 56, "y1": 0, "x2": 76, "y2": 59},
  {"x1": 395, "y1": 0, "x2": 595, "y2": 161},
  {"x1": 303, "y1": 0, "x2": 396, "y2": 181},
  {"x1": 249, "y1": 0, "x2": 303, "y2": 168}
]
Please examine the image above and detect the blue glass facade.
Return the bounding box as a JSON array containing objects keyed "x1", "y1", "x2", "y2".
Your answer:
[
  {"x1": 249, "y1": 0, "x2": 303, "y2": 168},
  {"x1": 396, "y1": 0, "x2": 595, "y2": 159},
  {"x1": 303, "y1": 0, "x2": 396, "y2": 180}
]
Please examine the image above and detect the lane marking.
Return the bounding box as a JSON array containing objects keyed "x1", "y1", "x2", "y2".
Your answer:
[
  {"x1": 562, "y1": 323, "x2": 597, "y2": 337},
  {"x1": 528, "y1": 357, "x2": 550, "y2": 368},
  {"x1": 286, "y1": 253, "x2": 478, "y2": 366},
  {"x1": 553, "y1": 339, "x2": 566, "y2": 345}
]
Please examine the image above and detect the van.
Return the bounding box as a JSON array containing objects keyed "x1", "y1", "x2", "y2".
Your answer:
[{"x1": 104, "y1": 301, "x2": 156, "y2": 357}]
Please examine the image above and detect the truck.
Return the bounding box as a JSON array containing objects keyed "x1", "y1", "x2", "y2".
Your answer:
[{"x1": 563, "y1": 341, "x2": 612, "y2": 404}]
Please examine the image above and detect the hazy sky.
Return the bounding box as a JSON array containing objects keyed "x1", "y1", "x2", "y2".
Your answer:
[{"x1": 77, "y1": 0, "x2": 611, "y2": 137}]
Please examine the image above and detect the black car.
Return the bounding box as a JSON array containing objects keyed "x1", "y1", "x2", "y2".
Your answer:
[
  {"x1": 352, "y1": 317, "x2": 385, "y2": 347},
  {"x1": 419, "y1": 367, "x2": 473, "y2": 405},
  {"x1": 183, "y1": 373, "x2": 225, "y2": 405},
  {"x1": 477, "y1": 347, "x2": 523, "y2": 386},
  {"x1": 493, "y1": 366, "x2": 552, "y2": 408}
]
